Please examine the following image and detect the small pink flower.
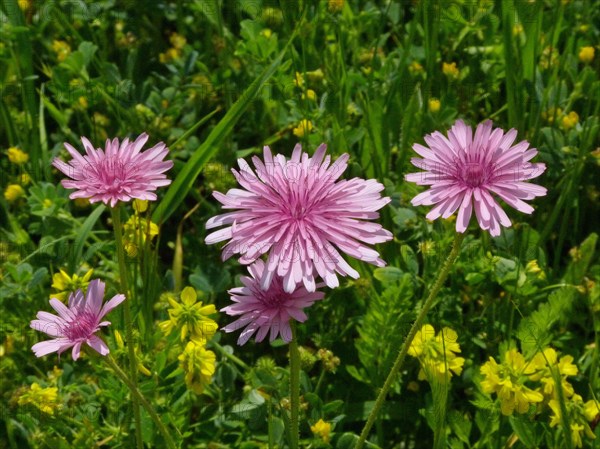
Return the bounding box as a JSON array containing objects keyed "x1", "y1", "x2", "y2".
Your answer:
[
  {"x1": 53, "y1": 133, "x2": 173, "y2": 207},
  {"x1": 205, "y1": 144, "x2": 393, "y2": 293},
  {"x1": 30, "y1": 279, "x2": 125, "y2": 360},
  {"x1": 405, "y1": 120, "x2": 547, "y2": 236},
  {"x1": 221, "y1": 260, "x2": 325, "y2": 345}
]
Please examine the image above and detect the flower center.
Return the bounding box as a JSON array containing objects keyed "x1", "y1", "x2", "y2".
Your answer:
[
  {"x1": 461, "y1": 162, "x2": 486, "y2": 187},
  {"x1": 64, "y1": 311, "x2": 97, "y2": 341}
]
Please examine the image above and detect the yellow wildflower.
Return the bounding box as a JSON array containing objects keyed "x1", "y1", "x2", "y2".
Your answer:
[
  {"x1": 293, "y1": 119, "x2": 313, "y2": 138},
  {"x1": 409, "y1": 61, "x2": 424, "y2": 74},
  {"x1": 18, "y1": 383, "x2": 60, "y2": 416},
  {"x1": 529, "y1": 348, "x2": 577, "y2": 399},
  {"x1": 442, "y1": 62, "x2": 459, "y2": 79},
  {"x1": 122, "y1": 214, "x2": 159, "y2": 257},
  {"x1": 50, "y1": 268, "x2": 94, "y2": 302},
  {"x1": 169, "y1": 32, "x2": 187, "y2": 50},
  {"x1": 159, "y1": 287, "x2": 218, "y2": 342},
  {"x1": 159, "y1": 47, "x2": 181, "y2": 63},
  {"x1": 408, "y1": 325, "x2": 465, "y2": 382},
  {"x1": 260, "y1": 28, "x2": 272, "y2": 39},
  {"x1": 579, "y1": 46, "x2": 595, "y2": 64},
  {"x1": 548, "y1": 394, "x2": 596, "y2": 448},
  {"x1": 311, "y1": 418, "x2": 332, "y2": 443},
  {"x1": 428, "y1": 98, "x2": 441, "y2": 113},
  {"x1": 178, "y1": 340, "x2": 216, "y2": 394},
  {"x1": 4, "y1": 184, "x2": 25, "y2": 202},
  {"x1": 294, "y1": 72, "x2": 304, "y2": 88},
  {"x1": 542, "y1": 107, "x2": 563, "y2": 124},
  {"x1": 18, "y1": 0, "x2": 31, "y2": 11},
  {"x1": 584, "y1": 399, "x2": 600, "y2": 422},
  {"x1": 561, "y1": 111, "x2": 579, "y2": 130},
  {"x1": 525, "y1": 260, "x2": 546, "y2": 280},
  {"x1": 328, "y1": 0, "x2": 344, "y2": 13},
  {"x1": 480, "y1": 349, "x2": 543, "y2": 415},
  {"x1": 7, "y1": 146, "x2": 29, "y2": 164},
  {"x1": 19, "y1": 173, "x2": 32, "y2": 185},
  {"x1": 51, "y1": 40, "x2": 71, "y2": 62},
  {"x1": 302, "y1": 89, "x2": 317, "y2": 101}
]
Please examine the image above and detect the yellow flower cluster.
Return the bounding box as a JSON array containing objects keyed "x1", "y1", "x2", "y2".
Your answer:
[
  {"x1": 18, "y1": 383, "x2": 60, "y2": 416},
  {"x1": 50, "y1": 268, "x2": 94, "y2": 302},
  {"x1": 480, "y1": 347, "x2": 599, "y2": 448},
  {"x1": 51, "y1": 40, "x2": 71, "y2": 62},
  {"x1": 122, "y1": 200, "x2": 159, "y2": 257},
  {"x1": 7, "y1": 146, "x2": 29, "y2": 164},
  {"x1": 4, "y1": 184, "x2": 25, "y2": 203},
  {"x1": 293, "y1": 119, "x2": 313, "y2": 138},
  {"x1": 161, "y1": 287, "x2": 218, "y2": 394},
  {"x1": 579, "y1": 46, "x2": 595, "y2": 64},
  {"x1": 408, "y1": 324, "x2": 465, "y2": 382},
  {"x1": 159, "y1": 33, "x2": 187, "y2": 63},
  {"x1": 311, "y1": 418, "x2": 332, "y2": 443},
  {"x1": 442, "y1": 62, "x2": 460, "y2": 79}
]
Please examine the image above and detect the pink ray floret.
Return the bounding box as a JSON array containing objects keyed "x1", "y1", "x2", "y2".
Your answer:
[
  {"x1": 405, "y1": 120, "x2": 547, "y2": 236},
  {"x1": 205, "y1": 143, "x2": 393, "y2": 293},
  {"x1": 30, "y1": 279, "x2": 125, "y2": 361},
  {"x1": 221, "y1": 260, "x2": 325, "y2": 345},
  {"x1": 53, "y1": 133, "x2": 174, "y2": 207}
]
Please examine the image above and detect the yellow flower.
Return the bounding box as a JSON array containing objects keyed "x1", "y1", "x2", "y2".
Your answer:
[
  {"x1": 525, "y1": 259, "x2": 546, "y2": 280},
  {"x1": 561, "y1": 111, "x2": 579, "y2": 130},
  {"x1": 18, "y1": 383, "x2": 60, "y2": 415},
  {"x1": 51, "y1": 40, "x2": 71, "y2": 62},
  {"x1": 584, "y1": 399, "x2": 600, "y2": 422},
  {"x1": 169, "y1": 32, "x2": 187, "y2": 50},
  {"x1": 18, "y1": 0, "x2": 31, "y2": 11},
  {"x1": 19, "y1": 173, "x2": 32, "y2": 185},
  {"x1": 76, "y1": 96, "x2": 88, "y2": 109},
  {"x1": 328, "y1": 0, "x2": 344, "y2": 13},
  {"x1": 159, "y1": 47, "x2": 181, "y2": 63},
  {"x1": 480, "y1": 349, "x2": 543, "y2": 415},
  {"x1": 178, "y1": 340, "x2": 216, "y2": 394},
  {"x1": 428, "y1": 98, "x2": 441, "y2": 113},
  {"x1": 579, "y1": 46, "x2": 595, "y2": 64},
  {"x1": 260, "y1": 28, "x2": 272, "y2": 39},
  {"x1": 529, "y1": 348, "x2": 577, "y2": 399},
  {"x1": 442, "y1": 62, "x2": 459, "y2": 79},
  {"x1": 122, "y1": 214, "x2": 159, "y2": 257},
  {"x1": 294, "y1": 71, "x2": 304, "y2": 88},
  {"x1": 408, "y1": 325, "x2": 465, "y2": 382},
  {"x1": 311, "y1": 418, "x2": 332, "y2": 443},
  {"x1": 302, "y1": 89, "x2": 317, "y2": 101},
  {"x1": 7, "y1": 146, "x2": 29, "y2": 164},
  {"x1": 409, "y1": 61, "x2": 424, "y2": 74},
  {"x1": 159, "y1": 287, "x2": 218, "y2": 342},
  {"x1": 50, "y1": 268, "x2": 94, "y2": 302},
  {"x1": 548, "y1": 394, "x2": 596, "y2": 448},
  {"x1": 4, "y1": 184, "x2": 25, "y2": 202},
  {"x1": 293, "y1": 119, "x2": 313, "y2": 138}
]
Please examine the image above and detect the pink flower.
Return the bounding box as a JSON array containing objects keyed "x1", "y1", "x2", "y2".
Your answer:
[
  {"x1": 53, "y1": 133, "x2": 173, "y2": 207},
  {"x1": 221, "y1": 260, "x2": 325, "y2": 345},
  {"x1": 405, "y1": 120, "x2": 547, "y2": 236},
  {"x1": 205, "y1": 144, "x2": 392, "y2": 293},
  {"x1": 30, "y1": 279, "x2": 125, "y2": 360}
]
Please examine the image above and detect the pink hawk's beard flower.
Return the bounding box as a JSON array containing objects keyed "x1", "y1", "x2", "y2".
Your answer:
[
  {"x1": 405, "y1": 120, "x2": 547, "y2": 236},
  {"x1": 205, "y1": 143, "x2": 393, "y2": 293},
  {"x1": 221, "y1": 260, "x2": 325, "y2": 345},
  {"x1": 30, "y1": 279, "x2": 125, "y2": 361},
  {"x1": 52, "y1": 133, "x2": 174, "y2": 207}
]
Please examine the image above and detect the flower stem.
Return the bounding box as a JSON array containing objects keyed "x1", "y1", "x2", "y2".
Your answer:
[
  {"x1": 355, "y1": 232, "x2": 465, "y2": 449},
  {"x1": 111, "y1": 205, "x2": 143, "y2": 449},
  {"x1": 105, "y1": 355, "x2": 178, "y2": 449},
  {"x1": 289, "y1": 322, "x2": 301, "y2": 449}
]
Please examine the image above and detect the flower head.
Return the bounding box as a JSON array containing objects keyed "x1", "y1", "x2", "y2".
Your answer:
[
  {"x1": 408, "y1": 324, "x2": 465, "y2": 382},
  {"x1": 17, "y1": 383, "x2": 60, "y2": 415},
  {"x1": 30, "y1": 279, "x2": 125, "y2": 360},
  {"x1": 406, "y1": 120, "x2": 547, "y2": 236},
  {"x1": 206, "y1": 144, "x2": 392, "y2": 292},
  {"x1": 548, "y1": 394, "x2": 597, "y2": 448},
  {"x1": 579, "y1": 46, "x2": 595, "y2": 64},
  {"x1": 311, "y1": 418, "x2": 332, "y2": 443},
  {"x1": 50, "y1": 268, "x2": 94, "y2": 302},
  {"x1": 159, "y1": 287, "x2": 218, "y2": 342},
  {"x1": 480, "y1": 348, "x2": 543, "y2": 415},
  {"x1": 4, "y1": 184, "x2": 25, "y2": 202},
  {"x1": 529, "y1": 347, "x2": 578, "y2": 399},
  {"x1": 178, "y1": 340, "x2": 216, "y2": 394},
  {"x1": 7, "y1": 146, "x2": 29, "y2": 164},
  {"x1": 221, "y1": 260, "x2": 325, "y2": 345},
  {"x1": 53, "y1": 133, "x2": 173, "y2": 207}
]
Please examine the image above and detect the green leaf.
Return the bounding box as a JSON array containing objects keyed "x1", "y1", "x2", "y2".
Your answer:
[
  {"x1": 372, "y1": 267, "x2": 404, "y2": 283},
  {"x1": 152, "y1": 27, "x2": 299, "y2": 224},
  {"x1": 69, "y1": 205, "x2": 106, "y2": 272}
]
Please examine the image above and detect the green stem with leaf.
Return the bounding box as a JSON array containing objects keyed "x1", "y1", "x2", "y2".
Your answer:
[{"x1": 355, "y1": 232, "x2": 465, "y2": 449}]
